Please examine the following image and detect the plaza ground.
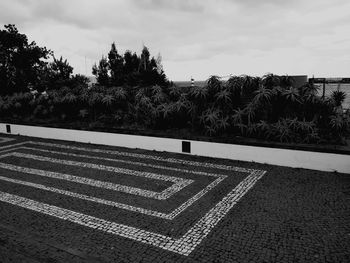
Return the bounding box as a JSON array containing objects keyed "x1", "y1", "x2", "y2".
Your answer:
[{"x1": 0, "y1": 134, "x2": 349, "y2": 263}]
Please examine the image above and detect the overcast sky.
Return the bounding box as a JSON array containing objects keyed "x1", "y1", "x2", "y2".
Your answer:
[{"x1": 1, "y1": 0, "x2": 349, "y2": 80}]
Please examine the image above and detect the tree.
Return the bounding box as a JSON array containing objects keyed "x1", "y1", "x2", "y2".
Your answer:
[
  {"x1": 108, "y1": 42, "x2": 124, "y2": 86},
  {"x1": 0, "y1": 24, "x2": 52, "y2": 95},
  {"x1": 138, "y1": 46, "x2": 168, "y2": 86},
  {"x1": 139, "y1": 46, "x2": 150, "y2": 72},
  {"x1": 123, "y1": 50, "x2": 139, "y2": 75},
  {"x1": 50, "y1": 56, "x2": 73, "y2": 80},
  {"x1": 155, "y1": 53, "x2": 163, "y2": 75},
  {"x1": 92, "y1": 43, "x2": 169, "y2": 87},
  {"x1": 39, "y1": 56, "x2": 73, "y2": 90},
  {"x1": 70, "y1": 74, "x2": 90, "y2": 89},
  {"x1": 92, "y1": 56, "x2": 109, "y2": 86},
  {"x1": 123, "y1": 50, "x2": 140, "y2": 86}
]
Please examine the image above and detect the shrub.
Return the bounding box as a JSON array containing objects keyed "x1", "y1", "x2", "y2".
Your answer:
[{"x1": 1, "y1": 73, "x2": 349, "y2": 145}]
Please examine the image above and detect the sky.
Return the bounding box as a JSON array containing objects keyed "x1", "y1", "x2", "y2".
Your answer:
[{"x1": 0, "y1": 0, "x2": 349, "y2": 81}]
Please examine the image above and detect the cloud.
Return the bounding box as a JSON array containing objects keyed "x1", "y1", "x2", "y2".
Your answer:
[
  {"x1": 0, "y1": 0, "x2": 349, "y2": 79},
  {"x1": 130, "y1": 0, "x2": 205, "y2": 13}
]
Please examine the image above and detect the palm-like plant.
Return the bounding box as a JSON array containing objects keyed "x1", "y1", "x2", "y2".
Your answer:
[
  {"x1": 198, "y1": 108, "x2": 222, "y2": 135},
  {"x1": 189, "y1": 85, "x2": 208, "y2": 100},
  {"x1": 279, "y1": 75, "x2": 295, "y2": 88},
  {"x1": 207, "y1": 75, "x2": 221, "y2": 92},
  {"x1": 297, "y1": 119, "x2": 316, "y2": 134},
  {"x1": 111, "y1": 87, "x2": 127, "y2": 101},
  {"x1": 256, "y1": 120, "x2": 270, "y2": 137},
  {"x1": 253, "y1": 85, "x2": 273, "y2": 105},
  {"x1": 78, "y1": 89, "x2": 90, "y2": 104},
  {"x1": 88, "y1": 92, "x2": 102, "y2": 107},
  {"x1": 101, "y1": 94, "x2": 115, "y2": 107},
  {"x1": 152, "y1": 90, "x2": 166, "y2": 104},
  {"x1": 246, "y1": 123, "x2": 258, "y2": 136},
  {"x1": 232, "y1": 108, "x2": 246, "y2": 134},
  {"x1": 235, "y1": 123, "x2": 248, "y2": 135},
  {"x1": 14, "y1": 102, "x2": 22, "y2": 109},
  {"x1": 217, "y1": 116, "x2": 230, "y2": 130},
  {"x1": 78, "y1": 108, "x2": 89, "y2": 119},
  {"x1": 301, "y1": 85, "x2": 319, "y2": 104},
  {"x1": 168, "y1": 85, "x2": 182, "y2": 97},
  {"x1": 226, "y1": 76, "x2": 242, "y2": 97},
  {"x1": 244, "y1": 103, "x2": 256, "y2": 125},
  {"x1": 232, "y1": 108, "x2": 245, "y2": 126},
  {"x1": 151, "y1": 85, "x2": 162, "y2": 95},
  {"x1": 302, "y1": 130, "x2": 320, "y2": 143},
  {"x1": 200, "y1": 108, "x2": 221, "y2": 125},
  {"x1": 0, "y1": 97, "x2": 4, "y2": 110},
  {"x1": 203, "y1": 125, "x2": 217, "y2": 136},
  {"x1": 261, "y1": 73, "x2": 280, "y2": 89},
  {"x1": 331, "y1": 90, "x2": 346, "y2": 107},
  {"x1": 157, "y1": 103, "x2": 173, "y2": 118},
  {"x1": 282, "y1": 87, "x2": 300, "y2": 103},
  {"x1": 173, "y1": 94, "x2": 190, "y2": 112},
  {"x1": 62, "y1": 93, "x2": 77, "y2": 104},
  {"x1": 240, "y1": 75, "x2": 260, "y2": 104},
  {"x1": 135, "y1": 89, "x2": 145, "y2": 102},
  {"x1": 300, "y1": 83, "x2": 318, "y2": 97},
  {"x1": 330, "y1": 114, "x2": 345, "y2": 130},
  {"x1": 272, "y1": 119, "x2": 293, "y2": 142},
  {"x1": 215, "y1": 89, "x2": 231, "y2": 104},
  {"x1": 139, "y1": 96, "x2": 152, "y2": 107}
]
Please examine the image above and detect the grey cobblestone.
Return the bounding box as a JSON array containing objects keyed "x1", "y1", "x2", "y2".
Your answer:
[{"x1": 0, "y1": 135, "x2": 349, "y2": 262}]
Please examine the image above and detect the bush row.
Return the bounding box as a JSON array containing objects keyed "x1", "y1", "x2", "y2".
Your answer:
[{"x1": 1, "y1": 74, "x2": 349, "y2": 144}]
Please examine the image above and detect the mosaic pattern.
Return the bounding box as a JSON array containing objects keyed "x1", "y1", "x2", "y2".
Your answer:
[
  {"x1": 0, "y1": 140, "x2": 266, "y2": 256},
  {"x1": 0, "y1": 141, "x2": 27, "y2": 152},
  {"x1": 0, "y1": 152, "x2": 193, "y2": 200},
  {"x1": 0, "y1": 143, "x2": 228, "y2": 219},
  {"x1": 0, "y1": 137, "x2": 15, "y2": 144},
  {"x1": 0, "y1": 148, "x2": 226, "y2": 219},
  {"x1": 0, "y1": 170, "x2": 265, "y2": 256},
  {"x1": 29, "y1": 141, "x2": 255, "y2": 172}
]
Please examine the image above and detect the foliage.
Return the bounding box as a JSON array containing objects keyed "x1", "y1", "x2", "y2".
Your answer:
[
  {"x1": 0, "y1": 24, "x2": 89, "y2": 95},
  {"x1": 331, "y1": 90, "x2": 346, "y2": 107},
  {"x1": 92, "y1": 56, "x2": 109, "y2": 86},
  {"x1": 0, "y1": 24, "x2": 52, "y2": 95},
  {"x1": 92, "y1": 43, "x2": 168, "y2": 88},
  {"x1": 0, "y1": 26, "x2": 348, "y2": 147}
]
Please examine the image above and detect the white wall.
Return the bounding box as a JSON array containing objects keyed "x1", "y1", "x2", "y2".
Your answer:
[
  {"x1": 1, "y1": 123, "x2": 349, "y2": 174},
  {"x1": 0, "y1": 123, "x2": 181, "y2": 152},
  {"x1": 191, "y1": 141, "x2": 350, "y2": 173}
]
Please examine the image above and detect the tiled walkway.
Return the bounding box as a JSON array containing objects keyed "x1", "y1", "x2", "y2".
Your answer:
[{"x1": 0, "y1": 136, "x2": 349, "y2": 262}]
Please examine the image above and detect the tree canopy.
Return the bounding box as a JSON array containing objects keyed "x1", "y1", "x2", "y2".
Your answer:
[
  {"x1": 0, "y1": 24, "x2": 170, "y2": 96},
  {"x1": 0, "y1": 24, "x2": 52, "y2": 95},
  {"x1": 0, "y1": 24, "x2": 89, "y2": 94},
  {"x1": 92, "y1": 43, "x2": 168, "y2": 87}
]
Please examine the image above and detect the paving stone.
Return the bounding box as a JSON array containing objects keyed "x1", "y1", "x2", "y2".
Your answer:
[{"x1": 0, "y1": 135, "x2": 349, "y2": 262}]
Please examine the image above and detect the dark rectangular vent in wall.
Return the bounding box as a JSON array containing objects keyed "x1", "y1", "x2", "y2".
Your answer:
[
  {"x1": 6, "y1": 124, "x2": 11, "y2": 133},
  {"x1": 182, "y1": 141, "x2": 191, "y2": 153}
]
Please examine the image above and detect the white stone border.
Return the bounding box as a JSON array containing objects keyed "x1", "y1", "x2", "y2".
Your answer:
[
  {"x1": 0, "y1": 138, "x2": 266, "y2": 255},
  {"x1": 0, "y1": 169, "x2": 266, "y2": 256},
  {"x1": 0, "y1": 143, "x2": 229, "y2": 220},
  {"x1": 1, "y1": 152, "x2": 193, "y2": 200},
  {"x1": 0, "y1": 137, "x2": 15, "y2": 144},
  {"x1": 1, "y1": 123, "x2": 349, "y2": 173}
]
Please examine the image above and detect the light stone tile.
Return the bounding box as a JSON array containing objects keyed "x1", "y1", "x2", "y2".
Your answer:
[
  {"x1": 0, "y1": 140, "x2": 266, "y2": 256},
  {"x1": 0, "y1": 153, "x2": 192, "y2": 200},
  {"x1": 0, "y1": 144, "x2": 228, "y2": 219},
  {"x1": 28, "y1": 141, "x2": 254, "y2": 172},
  {"x1": 0, "y1": 137, "x2": 15, "y2": 144}
]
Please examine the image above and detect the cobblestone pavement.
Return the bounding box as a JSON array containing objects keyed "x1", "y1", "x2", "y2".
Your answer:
[{"x1": 0, "y1": 135, "x2": 349, "y2": 263}]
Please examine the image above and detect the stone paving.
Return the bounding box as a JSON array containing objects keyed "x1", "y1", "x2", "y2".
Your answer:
[{"x1": 0, "y1": 135, "x2": 349, "y2": 262}]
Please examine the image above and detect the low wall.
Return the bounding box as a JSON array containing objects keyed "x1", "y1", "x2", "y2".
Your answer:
[{"x1": 1, "y1": 123, "x2": 349, "y2": 174}]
